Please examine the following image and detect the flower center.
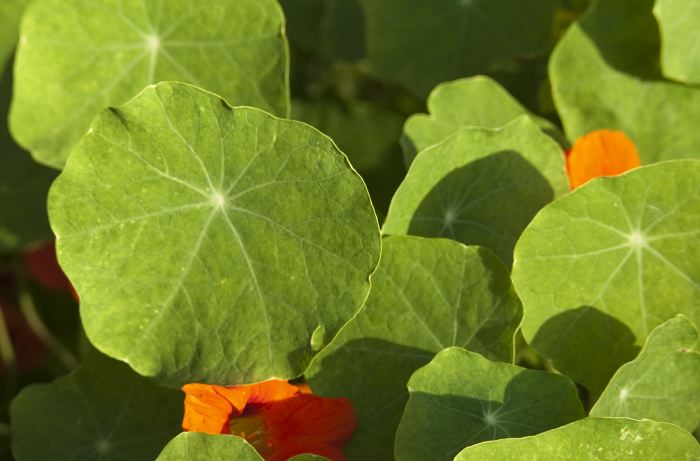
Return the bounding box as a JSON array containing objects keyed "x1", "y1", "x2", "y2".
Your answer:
[{"x1": 229, "y1": 409, "x2": 272, "y2": 457}]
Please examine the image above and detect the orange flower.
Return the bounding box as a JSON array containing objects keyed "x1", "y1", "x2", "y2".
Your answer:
[
  {"x1": 565, "y1": 129, "x2": 641, "y2": 189},
  {"x1": 182, "y1": 380, "x2": 356, "y2": 461}
]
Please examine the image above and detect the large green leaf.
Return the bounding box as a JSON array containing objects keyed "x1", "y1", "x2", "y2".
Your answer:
[
  {"x1": 400, "y1": 76, "x2": 565, "y2": 165},
  {"x1": 11, "y1": 352, "x2": 182, "y2": 461},
  {"x1": 654, "y1": 0, "x2": 700, "y2": 84},
  {"x1": 279, "y1": 0, "x2": 364, "y2": 61},
  {"x1": 306, "y1": 236, "x2": 522, "y2": 460},
  {"x1": 360, "y1": 0, "x2": 558, "y2": 98},
  {"x1": 455, "y1": 417, "x2": 700, "y2": 460},
  {"x1": 550, "y1": 0, "x2": 700, "y2": 163},
  {"x1": 395, "y1": 347, "x2": 583, "y2": 461},
  {"x1": 590, "y1": 316, "x2": 700, "y2": 431},
  {"x1": 512, "y1": 160, "x2": 700, "y2": 393},
  {"x1": 157, "y1": 434, "x2": 263, "y2": 461},
  {"x1": 383, "y1": 117, "x2": 569, "y2": 267},
  {"x1": 48, "y1": 82, "x2": 380, "y2": 386},
  {"x1": 10, "y1": 0, "x2": 289, "y2": 168},
  {"x1": 0, "y1": 0, "x2": 28, "y2": 68}
]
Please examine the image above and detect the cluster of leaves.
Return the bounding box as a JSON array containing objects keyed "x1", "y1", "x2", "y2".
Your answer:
[{"x1": 0, "y1": 0, "x2": 699, "y2": 459}]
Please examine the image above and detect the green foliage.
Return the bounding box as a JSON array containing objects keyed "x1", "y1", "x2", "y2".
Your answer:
[
  {"x1": 157, "y1": 434, "x2": 264, "y2": 461},
  {"x1": 307, "y1": 236, "x2": 521, "y2": 460},
  {"x1": 654, "y1": 0, "x2": 700, "y2": 84}
]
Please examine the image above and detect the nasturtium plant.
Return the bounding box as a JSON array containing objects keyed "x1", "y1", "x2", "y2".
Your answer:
[
  {"x1": 10, "y1": 0, "x2": 289, "y2": 168},
  {"x1": 454, "y1": 418, "x2": 700, "y2": 460},
  {"x1": 513, "y1": 160, "x2": 700, "y2": 393},
  {"x1": 157, "y1": 434, "x2": 265, "y2": 461},
  {"x1": 654, "y1": 0, "x2": 700, "y2": 85},
  {"x1": 590, "y1": 316, "x2": 700, "y2": 431},
  {"x1": 0, "y1": 0, "x2": 28, "y2": 69},
  {"x1": 395, "y1": 348, "x2": 584, "y2": 461},
  {"x1": 11, "y1": 351, "x2": 182, "y2": 460},
  {"x1": 384, "y1": 116, "x2": 569, "y2": 266},
  {"x1": 48, "y1": 82, "x2": 380, "y2": 386},
  {"x1": 401, "y1": 76, "x2": 565, "y2": 165},
  {"x1": 306, "y1": 236, "x2": 522, "y2": 460}
]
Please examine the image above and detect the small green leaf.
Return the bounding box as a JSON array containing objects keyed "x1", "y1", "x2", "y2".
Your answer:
[
  {"x1": 590, "y1": 316, "x2": 700, "y2": 431},
  {"x1": 156, "y1": 434, "x2": 263, "y2": 461},
  {"x1": 456, "y1": 417, "x2": 700, "y2": 460},
  {"x1": 401, "y1": 76, "x2": 566, "y2": 165},
  {"x1": 48, "y1": 82, "x2": 380, "y2": 386},
  {"x1": 395, "y1": 347, "x2": 584, "y2": 461},
  {"x1": 307, "y1": 236, "x2": 522, "y2": 460},
  {"x1": 654, "y1": 0, "x2": 700, "y2": 84},
  {"x1": 550, "y1": 0, "x2": 700, "y2": 163},
  {"x1": 11, "y1": 0, "x2": 289, "y2": 168},
  {"x1": 384, "y1": 116, "x2": 569, "y2": 266},
  {"x1": 360, "y1": 0, "x2": 558, "y2": 98},
  {"x1": 513, "y1": 160, "x2": 700, "y2": 393},
  {"x1": 11, "y1": 352, "x2": 182, "y2": 461}
]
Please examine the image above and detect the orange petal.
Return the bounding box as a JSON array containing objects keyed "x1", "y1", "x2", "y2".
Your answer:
[
  {"x1": 182, "y1": 383, "x2": 235, "y2": 434},
  {"x1": 566, "y1": 129, "x2": 641, "y2": 189}
]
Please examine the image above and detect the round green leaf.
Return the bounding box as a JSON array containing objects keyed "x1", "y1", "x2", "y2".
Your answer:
[
  {"x1": 10, "y1": 352, "x2": 182, "y2": 461},
  {"x1": 48, "y1": 82, "x2": 380, "y2": 386},
  {"x1": 654, "y1": 0, "x2": 700, "y2": 84},
  {"x1": 10, "y1": 0, "x2": 289, "y2": 168},
  {"x1": 513, "y1": 160, "x2": 700, "y2": 393},
  {"x1": 383, "y1": 116, "x2": 569, "y2": 267},
  {"x1": 157, "y1": 434, "x2": 263, "y2": 461},
  {"x1": 591, "y1": 316, "x2": 700, "y2": 431},
  {"x1": 306, "y1": 236, "x2": 522, "y2": 460},
  {"x1": 401, "y1": 76, "x2": 566, "y2": 166},
  {"x1": 395, "y1": 347, "x2": 584, "y2": 461},
  {"x1": 455, "y1": 417, "x2": 700, "y2": 460},
  {"x1": 550, "y1": 0, "x2": 700, "y2": 163},
  {"x1": 360, "y1": 0, "x2": 558, "y2": 98}
]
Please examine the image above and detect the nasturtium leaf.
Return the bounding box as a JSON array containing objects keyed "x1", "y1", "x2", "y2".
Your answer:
[
  {"x1": 10, "y1": 352, "x2": 182, "y2": 461},
  {"x1": 0, "y1": 51, "x2": 56, "y2": 251},
  {"x1": 590, "y1": 316, "x2": 700, "y2": 431},
  {"x1": 454, "y1": 417, "x2": 700, "y2": 460},
  {"x1": 280, "y1": 0, "x2": 364, "y2": 61},
  {"x1": 157, "y1": 434, "x2": 263, "y2": 461},
  {"x1": 383, "y1": 116, "x2": 569, "y2": 267},
  {"x1": 395, "y1": 348, "x2": 584, "y2": 461},
  {"x1": 0, "y1": 0, "x2": 28, "y2": 69},
  {"x1": 550, "y1": 0, "x2": 700, "y2": 163},
  {"x1": 360, "y1": 0, "x2": 558, "y2": 98},
  {"x1": 48, "y1": 82, "x2": 380, "y2": 386},
  {"x1": 401, "y1": 76, "x2": 565, "y2": 165},
  {"x1": 10, "y1": 0, "x2": 289, "y2": 168},
  {"x1": 654, "y1": 0, "x2": 700, "y2": 85},
  {"x1": 306, "y1": 236, "x2": 522, "y2": 460},
  {"x1": 512, "y1": 160, "x2": 700, "y2": 394}
]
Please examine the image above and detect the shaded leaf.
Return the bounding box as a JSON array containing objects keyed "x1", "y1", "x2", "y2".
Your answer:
[
  {"x1": 0, "y1": 0, "x2": 28, "y2": 68},
  {"x1": 384, "y1": 116, "x2": 569, "y2": 266},
  {"x1": 11, "y1": 0, "x2": 289, "y2": 168},
  {"x1": 512, "y1": 160, "x2": 700, "y2": 393},
  {"x1": 395, "y1": 347, "x2": 584, "y2": 461},
  {"x1": 590, "y1": 316, "x2": 700, "y2": 431},
  {"x1": 307, "y1": 236, "x2": 522, "y2": 460},
  {"x1": 48, "y1": 82, "x2": 380, "y2": 386}
]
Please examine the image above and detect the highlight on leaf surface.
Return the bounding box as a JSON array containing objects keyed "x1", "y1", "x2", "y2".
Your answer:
[
  {"x1": 182, "y1": 380, "x2": 355, "y2": 461},
  {"x1": 306, "y1": 236, "x2": 522, "y2": 460},
  {"x1": 512, "y1": 159, "x2": 700, "y2": 393},
  {"x1": 10, "y1": 0, "x2": 289, "y2": 168},
  {"x1": 48, "y1": 82, "x2": 381, "y2": 387},
  {"x1": 565, "y1": 129, "x2": 641, "y2": 189}
]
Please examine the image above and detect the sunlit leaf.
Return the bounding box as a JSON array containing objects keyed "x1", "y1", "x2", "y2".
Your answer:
[
  {"x1": 156, "y1": 434, "x2": 263, "y2": 461},
  {"x1": 654, "y1": 0, "x2": 700, "y2": 84}
]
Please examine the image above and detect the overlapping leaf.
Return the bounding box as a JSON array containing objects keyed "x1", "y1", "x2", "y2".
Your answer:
[
  {"x1": 550, "y1": 0, "x2": 700, "y2": 163},
  {"x1": 455, "y1": 418, "x2": 700, "y2": 460},
  {"x1": 157, "y1": 434, "x2": 263, "y2": 461},
  {"x1": 11, "y1": 352, "x2": 182, "y2": 461},
  {"x1": 0, "y1": 0, "x2": 28, "y2": 68},
  {"x1": 360, "y1": 0, "x2": 558, "y2": 98},
  {"x1": 590, "y1": 316, "x2": 700, "y2": 431},
  {"x1": 512, "y1": 160, "x2": 700, "y2": 393},
  {"x1": 654, "y1": 0, "x2": 700, "y2": 84},
  {"x1": 395, "y1": 348, "x2": 583, "y2": 461},
  {"x1": 48, "y1": 82, "x2": 380, "y2": 386},
  {"x1": 384, "y1": 117, "x2": 569, "y2": 266},
  {"x1": 306, "y1": 236, "x2": 522, "y2": 460},
  {"x1": 400, "y1": 76, "x2": 565, "y2": 165},
  {"x1": 10, "y1": 0, "x2": 289, "y2": 168}
]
